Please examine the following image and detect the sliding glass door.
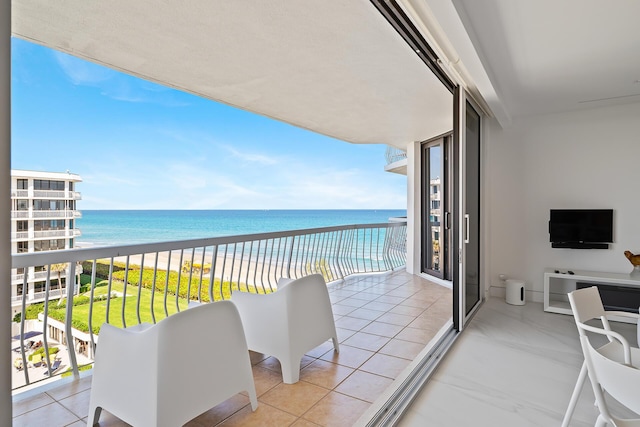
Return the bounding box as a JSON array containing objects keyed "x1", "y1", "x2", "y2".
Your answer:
[
  {"x1": 421, "y1": 137, "x2": 452, "y2": 281},
  {"x1": 454, "y1": 87, "x2": 482, "y2": 329}
]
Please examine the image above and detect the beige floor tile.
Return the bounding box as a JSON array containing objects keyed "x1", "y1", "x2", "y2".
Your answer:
[
  {"x1": 398, "y1": 298, "x2": 433, "y2": 310},
  {"x1": 334, "y1": 316, "x2": 371, "y2": 331},
  {"x1": 348, "y1": 292, "x2": 380, "y2": 302},
  {"x1": 360, "y1": 321, "x2": 404, "y2": 338},
  {"x1": 331, "y1": 304, "x2": 356, "y2": 316},
  {"x1": 46, "y1": 375, "x2": 93, "y2": 401},
  {"x1": 66, "y1": 421, "x2": 86, "y2": 427},
  {"x1": 335, "y1": 297, "x2": 368, "y2": 308},
  {"x1": 319, "y1": 344, "x2": 374, "y2": 369},
  {"x1": 334, "y1": 370, "x2": 394, "y2": 403},
  {"x1": 251, "y1": 365, "x2": 283, "y2": 397},
  {"x1": 345, "y1": 307, "x2": 385, "y2": 321},
  {"x1": 395, "y1": 326, "x2": 440, "y2": 345},
  {"x1": 388, "y1": 304, "x2": 425, "y2": 317},
  {"x1": 258, "y1": 355, "x2": 315, "y2": 376},
  {"x1": 385, "y1": 287, "x2": 419, "y2": 298},
  {"x1": 300, "y1": 359, "x2": 354, "y2": 389},
  {"x1": 408, "y1": 315, "x2": 442, "y2": 330},
  {"x1": 218, "y1": 402, "x2": 297, "y2": 427},
  {"x1": 291, "y1": 419, "x2": 321, "y2": 427},
  {"x1": 249, "y1": 351, "x2": 269, "y2": 365},
  {"x1": 375, "y1": 312, "x2": 416, "y2": 327},
  {"x1": 343, "y1": 332, "x2": 390, "y2": 352},
  {"x1": 374, "y1": 295, "x2": 407, "y2": 305},
  {"x1": 185, "y1": 394, "x2": 251, "y2": 427},
  {"x1": 58, "y1": 388, "x2": 91, "y2": 419},
  {"x1": 12, "y1": 402, "x2": 80, "y2": 427},
  {"x1": 260, "y1": 381, "x2": 329, "y2": 417},
  {"x1": 302, "y1": 391, "x2": 370, "y2": 427},
  {"x1": 361, "y1": 301, "x2": 396, "y2": 312},
  {"x1": 12, "y1": 391, "x2": 56, "y2": 417},
  {"x1": 379, "y1": 339, "x2": 425, "y2": 360},
  {"x1": 335, "y1": 327, "x2": 356, "y2": 343},
  {"x1": 359, "y1": 353, "x2": 412, "y2": 379},
  {"x1": 305, "y1": 340, "x2": 337, "y2": 358}
]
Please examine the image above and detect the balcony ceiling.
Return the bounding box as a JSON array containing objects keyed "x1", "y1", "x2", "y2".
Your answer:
[
  {"x1": 11, "y1": 0, "x2": 453, "y2": 148},
  {"x1": 436, "y1": 0, "x2": 640, "y2": 123}
]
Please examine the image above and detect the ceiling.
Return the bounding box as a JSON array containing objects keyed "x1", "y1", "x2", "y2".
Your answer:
[
  {"x1": 449, "y1": 0, "x2": 640, "y2": 122},
  {"x1": 11, "y1": 0, "x2": 453, "y2": 149},
  {"x1": 14, "y1": 1, "x2": 635, "y2": 140}
]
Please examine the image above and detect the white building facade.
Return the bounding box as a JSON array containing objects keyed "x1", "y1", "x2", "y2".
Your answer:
[{"x1": 10, "y1": 170, "x2": 82, "y2": 314}]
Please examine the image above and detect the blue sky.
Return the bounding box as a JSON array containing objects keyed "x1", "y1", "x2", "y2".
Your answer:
[{"x1": 11, "y1": 38, "x2": 407, "y2": 210}]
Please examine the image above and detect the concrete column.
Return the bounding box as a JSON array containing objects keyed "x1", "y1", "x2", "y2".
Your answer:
[{"x1": 1, "y1": 0, "x2": 12, "y2": 422}]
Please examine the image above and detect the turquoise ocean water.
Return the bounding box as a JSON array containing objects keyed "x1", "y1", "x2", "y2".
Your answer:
[{"x1": 75, "y1": 210, "x2": 407, "y2": 248}]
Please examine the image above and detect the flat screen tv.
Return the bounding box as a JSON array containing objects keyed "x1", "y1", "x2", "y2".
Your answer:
[{"x1": 549, "y1": 209, "x2": 614, "y2": 249}]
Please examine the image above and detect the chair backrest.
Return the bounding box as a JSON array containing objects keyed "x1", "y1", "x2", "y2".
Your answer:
[
  {"x1": 568, "y1": 286, "x2": 609, "y2": 329},
  {"x1": 581, "y1": 335, "x2": 640, "y2": 418},
  {"x1": 568, "y1": 286, "x2": 632, "y2": 364}
]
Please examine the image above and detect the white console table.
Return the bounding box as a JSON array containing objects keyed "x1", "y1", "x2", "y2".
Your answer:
[{"x1": 544, "y1": 268, "x2": 640, "y2": 322}]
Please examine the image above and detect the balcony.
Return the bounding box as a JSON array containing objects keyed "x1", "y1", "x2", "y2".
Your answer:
[
  {"x1": 8, "y1": 221, "x2": 460, "y2": 425},
  {"x1": 384, "y1": 146, "x2": 408, "y2": 176},
  {"x1": 11, "y1": 229, "x2": 82, "y2": 242},
  {"x1": 11, "y1": 210, "x2": 82, "y2": 220},
  {"x1": 10, "y1": 190, "x2": 82, "y2": 200}
]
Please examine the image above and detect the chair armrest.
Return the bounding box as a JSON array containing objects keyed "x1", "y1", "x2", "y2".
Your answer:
[{"x1": 604, "y1": 311, "x2": 640, "y2": 321}]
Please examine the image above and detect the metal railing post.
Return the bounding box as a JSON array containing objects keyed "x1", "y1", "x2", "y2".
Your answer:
[{"x1": 64, "y1": 262, "x2": 79, "y2": 378}]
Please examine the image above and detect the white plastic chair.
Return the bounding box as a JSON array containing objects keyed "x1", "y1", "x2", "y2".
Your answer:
[
  {"x1": 231, "y1": 274, "x2": 339, "y2": 384},
  {"x1": 580, "y1": 335, "x2": 640, "y2": 426},
  {"x1": 87, "y1": 301, "x2": 257, "y2": 427},
  {"x1": 562, "y1": 286, "x2": 640, "y2": 427}
]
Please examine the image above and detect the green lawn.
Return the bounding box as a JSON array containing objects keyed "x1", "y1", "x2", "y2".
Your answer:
[{"x1": 72, "y1": 281, "x2": 190, "y2": 331}]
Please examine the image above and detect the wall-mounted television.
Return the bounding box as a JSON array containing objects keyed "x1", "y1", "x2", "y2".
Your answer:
[{"x1": 549, "y1": 209, "x2": 614, "y2": 249}]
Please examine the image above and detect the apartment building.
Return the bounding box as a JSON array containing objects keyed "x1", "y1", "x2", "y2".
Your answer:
[{"x1": 10, "y1": 170, "x2": 82, "y2": 313}]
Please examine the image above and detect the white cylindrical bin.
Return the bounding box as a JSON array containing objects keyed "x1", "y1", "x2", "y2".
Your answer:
[{"x1": 505, "y1": 279, "x2": 525, "y2": 305}]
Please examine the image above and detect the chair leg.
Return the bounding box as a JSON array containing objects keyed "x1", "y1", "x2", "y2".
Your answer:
[
  {"x1": 594, "y1": 414, "x2": 607, "y2": 427},
  {"x1": 561, "y1": 361, "x2": 588, "y2": 427},
  {"x1": 87, "y1": 405, "x2": 102, "y2": 426},
  {"x1": 332, "y1": 336, "x2": 340, "y2": 353},
  {"x1": 248, "y1": 387, "x2": 258, "y2": 411}
]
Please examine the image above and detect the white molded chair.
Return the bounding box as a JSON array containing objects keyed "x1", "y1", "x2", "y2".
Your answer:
[
  {"x1": 562, "y1": 286, "x2": 640, "y2": 427},
  {"x1": 87, "y1": 301, "x2": 257, "y2": 427},
  {"x1": 231, "y1": 274, "x2": 339, "y2": 384},
  {"x1": 580, "y1": 335, "x2": 640, "y2": 426}
]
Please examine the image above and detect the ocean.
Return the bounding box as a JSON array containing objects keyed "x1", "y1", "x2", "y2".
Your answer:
[{"x1": 75, "y1": 210, "x2": 407, "y2": 247}]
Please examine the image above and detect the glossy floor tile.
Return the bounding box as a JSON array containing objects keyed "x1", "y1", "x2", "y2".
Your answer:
[
  {"x1": 12, "y1": 271, "x2": 452, "y2": 426},
  {"x1": 397, "y1": 297, "x2": 639, "y2": 427}
]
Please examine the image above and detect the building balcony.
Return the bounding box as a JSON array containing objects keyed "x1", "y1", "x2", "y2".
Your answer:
[
  {"x1": 384, "y1": 146, "x2": 407, "y2": 175},
  {"x1": 11, "y1": 210, "x2": 82, "y2": 220},
  {"x1": 11, "y1": 229, "x2": 82, "y2": 242},
  {"x1": 10, "y1": 190, "x2": 82, "y2": 200}
]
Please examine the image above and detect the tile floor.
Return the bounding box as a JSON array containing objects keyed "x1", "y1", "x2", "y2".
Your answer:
[
  {"x1": 397, "y1": 296, "x2": 639, "y2": 427},
  {"x1": 12, "y1": 271, "x2": 453, "y2": 427}
]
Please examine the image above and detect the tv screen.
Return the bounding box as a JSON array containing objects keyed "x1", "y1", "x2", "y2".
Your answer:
[{"x1": 549, "y1": 209, "x2": 613, "y2": 248}]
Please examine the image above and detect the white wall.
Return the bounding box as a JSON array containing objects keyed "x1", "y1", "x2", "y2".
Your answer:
[{"x1": 486, "y1": 102, "x2": 640, "y2": 302}]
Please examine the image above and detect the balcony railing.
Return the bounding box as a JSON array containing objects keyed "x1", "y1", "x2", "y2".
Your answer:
[
  {"x1": 11, "y1": 190, "x2": 82, "y2": 200},
  {"x1": 11, "y1": 210, "x2": 82, "y2": 219},
  {"x1": 10, "y1": 221, "x2": 406, "y2": 390},
  {"x1": 11, "y1": 229, "x2": 82, "y2": 241},
  {"x1": 385, "y1": 146, "x2": 407, "y2": 165}
]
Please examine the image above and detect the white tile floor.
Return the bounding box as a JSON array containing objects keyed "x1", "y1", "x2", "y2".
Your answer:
[{"x1": 398, "y1": 297, "x2": 639, "y2": 427}]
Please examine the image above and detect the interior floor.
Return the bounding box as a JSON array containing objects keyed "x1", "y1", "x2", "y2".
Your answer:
[{"x1": 398, "y1": 297, "x2": 638, "y2": 426}]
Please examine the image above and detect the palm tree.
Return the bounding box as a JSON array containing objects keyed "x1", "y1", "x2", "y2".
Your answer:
[{"x1": 49, "y1": 263, "x2": 67, "y2": 305}]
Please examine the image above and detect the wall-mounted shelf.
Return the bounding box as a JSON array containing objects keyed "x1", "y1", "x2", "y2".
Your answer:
[{"x1": 543, "y1": 268, "x2": 640, "y2": 323}]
